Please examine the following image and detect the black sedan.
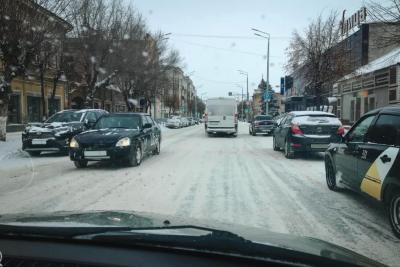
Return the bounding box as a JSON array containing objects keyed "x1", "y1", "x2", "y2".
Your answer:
[
  {"x1": 325, "y1": 105, "x2": 400, "y2": 238},
  {"x1": 22, "y1": 109, "x2": 107, "y2": 156},
  {"x1": 249, "y1": 115, "x2": 276, "y2": 136},
  {"x1": 273, "y1": 111, "x2": 343, "y2": 158},
  {"x1": 69, "y1": 113, "x2": 161, "y2": 168}
]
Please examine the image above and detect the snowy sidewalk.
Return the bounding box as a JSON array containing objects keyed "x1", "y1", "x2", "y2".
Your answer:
[{"x1": 0, "y1": 132, "x2": 26, "y2": 161}]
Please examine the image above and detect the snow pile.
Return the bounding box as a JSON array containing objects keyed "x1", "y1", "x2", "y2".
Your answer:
[{"x1": 0, "y1": 132, "x2": 29, "y2": 161}]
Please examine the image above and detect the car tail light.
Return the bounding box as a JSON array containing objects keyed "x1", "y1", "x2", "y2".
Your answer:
[
  {"x1": 234, "y1": 113, "x2": 238, "y2": 123},
  {"x1": 336, "y1": 126, "x2": 345, "y2": 136},
  {"x1": 290, "y1": 124, "x2": 303, "y2": 135}
]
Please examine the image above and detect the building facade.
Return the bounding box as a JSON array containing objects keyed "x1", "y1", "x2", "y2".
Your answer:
[{"x1": 283, "y1": 20, "x2": 400, "y2": 123}]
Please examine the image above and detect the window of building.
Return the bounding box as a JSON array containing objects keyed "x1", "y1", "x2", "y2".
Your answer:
[{"x1": 367, "y1": 114, "x2": 400, "y2": 146}]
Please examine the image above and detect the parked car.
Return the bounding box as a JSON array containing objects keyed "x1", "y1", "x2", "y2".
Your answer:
[
  {"x1": 22, "y1": 109, "x2": 108, "y2": 156},
  {"x1": 180, "y1": 117, "x2": 189, "y2": 127},
  {"x1": 205, "y1": 97, "x2": 238, "y2": 136},
  {"x1": 324, "y1": 105, "x2": 400, "y2": 238},
  {"x1": 69, "y1": 113, "x2": 161, "y2": 168},
  {"x1": 249, "y1": 115, "x2": 276, "y2": 136},
  {"x1": 166, "y1": 116, "x2": 182, "y2": 128},
  {"x1": 273, "y1": 111, "x2": 343, "y2": 158},
  {"x1": 188, "y1": 117, "x2": 195, "y2": 126}
]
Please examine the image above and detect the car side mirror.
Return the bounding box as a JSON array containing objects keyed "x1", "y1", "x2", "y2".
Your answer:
[{"x1": 143, "y1": 123, "x2": 152, "y2": 129}]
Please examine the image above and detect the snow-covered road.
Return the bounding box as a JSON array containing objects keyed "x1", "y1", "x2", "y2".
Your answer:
[{"x1": 0, "y1": 123, "x2": 399, "y2": 266}]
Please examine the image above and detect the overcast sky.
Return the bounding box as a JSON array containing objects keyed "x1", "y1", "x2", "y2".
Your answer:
[{"x1": 134, "y1": 0, "x2": 365, "y2": 98}]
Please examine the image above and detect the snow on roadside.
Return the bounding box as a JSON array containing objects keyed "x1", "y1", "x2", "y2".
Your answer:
[{"x1": 0, "y1": 132, "x2": 28, "y2": 161}]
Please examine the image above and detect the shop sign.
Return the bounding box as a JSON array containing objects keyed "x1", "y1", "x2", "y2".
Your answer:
[{"x1": 340, "y1": 7, "x2": 367, "y2": 36}]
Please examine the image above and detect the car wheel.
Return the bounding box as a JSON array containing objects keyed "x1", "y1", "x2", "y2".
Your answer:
[
  {"x1": 232, "y1": 132, "x2": 238, "y2": 138},
  {"x1": 74, "y1": 160, "x2": 88, "y2": 168},
  {"x1": 128, "y1": 144, "x2": 142, "y2": 167},
  {"x1": 325, "y1": 157, "x2": 339, "y2": 191},
  {"x1": 27, "y1": 151, "x2": 41, "y2": 156},
  {"x1": 284, "y1": 140, "x2": 294, "y2": 159},
  {"x1": 273, "y1": 136, "x2": 280, "y2": 151},
  {"x1": 153, "y1": 138, "x2": 161, "y2": 155},
  {"x1": 389, "y1": 191, "x2": 400, "y2": 239}
]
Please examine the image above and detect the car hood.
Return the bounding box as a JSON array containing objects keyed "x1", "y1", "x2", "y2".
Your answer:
[
  {"x1": 0, "y1": 210, "x2": 384, "y2": 267},
  {"x1": 76, "y1": 128, "x2": 139, "y2": 145},
  {"x1": 24, "y1": 122, "x2": 85, "y2": 136}
]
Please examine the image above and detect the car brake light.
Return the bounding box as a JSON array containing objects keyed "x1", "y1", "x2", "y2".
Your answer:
[
  {"x1": 336, "y1": 126, "x2": 345, "y2": 136},
  {"x1": 291, "y1": 124, "x2": 303, "y2": 135}
]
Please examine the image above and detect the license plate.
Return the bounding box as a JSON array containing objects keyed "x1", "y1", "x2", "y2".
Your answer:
[
  {"x1": 311, "y1": 144, "x2": 329, "y2": 149},
  {"x1": 32, "y1": 139, "x2": 48, "y2": 145},
  {"x1": 84, "y1": 150, "x2": 107, "y2": 157}
]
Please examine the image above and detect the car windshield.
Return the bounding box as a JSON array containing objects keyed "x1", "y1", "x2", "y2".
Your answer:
[
  {"x1": 1, "y1": 1, "x2": 399, "y2": 266},
  {"x1": 95, "y1": 115, "x2": 140, "y2": 129},
  {"x1": 46, "y1": 111, "x2": 83, "y2": 123}
]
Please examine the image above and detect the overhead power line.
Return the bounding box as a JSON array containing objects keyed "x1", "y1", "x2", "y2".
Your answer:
[{"x1": 171, "y1": 33, "x2": 291, "y2": 40}]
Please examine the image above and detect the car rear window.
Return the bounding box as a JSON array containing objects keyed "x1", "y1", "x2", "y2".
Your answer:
[
  {"x1": 207, "y1": 105, "x2": 234, "y2": 116},
  {"x1": 255, "y1": 116, "x2": 272, "y2": 121},
  {"x1": 292, "y1": 115, "x2": 341, "y2": 125}
]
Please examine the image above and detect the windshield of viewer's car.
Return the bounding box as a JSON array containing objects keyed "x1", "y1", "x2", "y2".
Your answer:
[
  {"x1": 95, "y1": 115, "x2": 140, "y2": 129},
  {"x1": 46, "y1": 111, "x2": 83, "y2": 123},
  {"x1": 1, "y1": 1, "x2": 399, "y2": 266}
]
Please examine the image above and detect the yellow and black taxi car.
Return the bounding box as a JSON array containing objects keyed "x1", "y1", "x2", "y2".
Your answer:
[{"x1": 325, "y1": 105, "x2": 400, "y2": 238}]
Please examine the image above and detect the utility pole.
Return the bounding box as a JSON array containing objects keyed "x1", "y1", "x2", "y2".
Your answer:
[
  {"x1": 252, "y1": 28, "x2": 270, "y2": 115},
  {"x1": 238, "y1": 70, "x2": 249, "y2": 121}
]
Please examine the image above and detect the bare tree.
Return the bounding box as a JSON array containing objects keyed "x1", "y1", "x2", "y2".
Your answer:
[
  {"x1": 65, "y1": 0, "x2": 125, "y2": 108},
  {"x1": 285, "y1": 11, "x2": 351, "y2": 110},
  {"x1": 367, "y1": 0, "x2": 400, "y2": 48},
  {"x1": 0, "y1": 0, "x2": 71, "y2": 141}
]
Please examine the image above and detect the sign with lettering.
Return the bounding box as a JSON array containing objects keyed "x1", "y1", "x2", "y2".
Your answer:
[{"x1": 340, "y1": 7, "x2": 367, "y2": 36}]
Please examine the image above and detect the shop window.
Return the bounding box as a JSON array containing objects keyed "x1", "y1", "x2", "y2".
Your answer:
[
  {"x1": 389, "y1": 67, "x2": 397, "y2": 84},
  {"x1": 364, "y1": 97, "x2": 369, "y2": 113},
  {"x1": 48, "y1": 98, "x2": 60, "y2": 116},
  {"x1": 8, "y1": 94, "x2": 21, "y2": 124},
  {"x1": 27, "y1": 96, "x2": 42, "y2": 122},
  {"x1": 369, "y1": 97, "x2": 375, "y2": 110},
  {"x1": 389, "y1": 89, "x2": 397, "y2": 102},
  {"x1": 355, "y1": 98, "x2": 361, "y2": 121}
]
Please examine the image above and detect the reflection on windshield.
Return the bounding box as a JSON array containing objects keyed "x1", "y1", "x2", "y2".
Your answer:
[
  {"x1": 46, "y1": 112, "x2": 83, "y2": 123},
  {"x1": 96, "y1": 115, "x2": 140, "y2": 129}
]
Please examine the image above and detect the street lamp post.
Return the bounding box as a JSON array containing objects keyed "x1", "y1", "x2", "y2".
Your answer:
[
  {"x1": 236, "y1": 84, "x2": 244, "y2": 121},
  {"x1": 238, "y1": 70, "x2": 249, "y2": 121},
  {"x1": 252, "y1": 28, "x2": 270, "y2": 115}
]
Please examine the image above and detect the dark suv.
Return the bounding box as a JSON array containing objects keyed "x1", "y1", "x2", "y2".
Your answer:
[
  {"x1": 22, "y1": 109, "x2": 108, "y2": 156},
  {"x1": 325, "y1": 105, "x2": 400, "y2": 238},
  {"x1": 273, "y1": 111, "x2": 343, "y2": 158},
  {"x1": 249, "y1": 115, "x2": 275, "y2": 136}
]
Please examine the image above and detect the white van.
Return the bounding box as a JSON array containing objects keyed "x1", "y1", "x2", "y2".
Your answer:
[{"x1": 205, "y1": 97, "x2": 238, "y2": 136}]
